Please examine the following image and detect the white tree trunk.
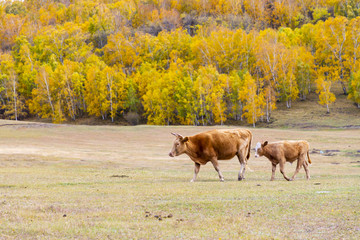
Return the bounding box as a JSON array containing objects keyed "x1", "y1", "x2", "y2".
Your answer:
[
  {"x1": 43, "y1": 71, "x2": 55, "y2": 119},
  {"x1": 12, "y1": 73, "x2": 17, "y2": 121}
]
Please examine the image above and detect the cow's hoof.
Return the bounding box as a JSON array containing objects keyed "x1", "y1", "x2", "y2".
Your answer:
[
  {"x1": 190, "y1": 179, "x2": 195, "y2": 182},
  {"x1": 220, "y1": 178, "x2": 225, "y2": 182},
  {"x1": 238, "y1": 177, "x2": 243, "y2": 181}
]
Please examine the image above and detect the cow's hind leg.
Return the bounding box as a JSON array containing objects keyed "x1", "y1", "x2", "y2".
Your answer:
[
  {"x1": 236, "y1": 153, "x2": 246, "y2": 181},
  {"x1": 210, "y1": 158, "x2": 224, "y2": 182},
  {"x1": 303, "y1": 160, "x2": 310, "y2": 180},
  {"x1": 190, "y1": 163, "x2": 201, "y2": 182},
  {"x1": 291, "y1": 155, "x2": 305, "y2": 181}
]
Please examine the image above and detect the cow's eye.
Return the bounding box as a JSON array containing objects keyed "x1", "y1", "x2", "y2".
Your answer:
[{"x1": 176, "y1": 143, "x2": 180, "y2": 146}]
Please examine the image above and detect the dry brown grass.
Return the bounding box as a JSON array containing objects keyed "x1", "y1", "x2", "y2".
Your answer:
[
  {"x1": 261, "y1": 85, "x2": 360, "y2": 129},
  {"x1": 0, "y1": 120, "x2": 359, "y2": 239}
]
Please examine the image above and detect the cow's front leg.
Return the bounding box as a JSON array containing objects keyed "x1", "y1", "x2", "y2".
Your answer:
[
  {"x1": 271, "y1": 162, "x2": 277, "y2": 181},
  {"x1": 210, "y1": 159, "x2": 224, "y2": 182},
  {"x1": 279, "y1": 160, "x2": 291, "y2": 181},
  {"x1": 190, "y1": 163, "x2": 201, "y2": 182}
]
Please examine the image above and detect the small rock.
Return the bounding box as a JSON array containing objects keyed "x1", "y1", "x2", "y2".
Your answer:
[
  {"x1": 110, "y1": 175, "x2": 129, "y2": 178},
  {"x1": 63, "y1": 214, "x2": 67, "y2": 217},
  {"x1": 168, "y1": 214, "x2": 173, "y2": 218},
  {"x1": 314, "y1": 183, "x2": 321, "y2": 185},
  {"x1": 158, "y1": 217, "x2": 162, "y2": 221}
]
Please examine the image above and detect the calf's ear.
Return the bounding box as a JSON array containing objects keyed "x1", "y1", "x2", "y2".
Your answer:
[
  {"x1": 181, "y1": 136, "x2": 189, "y2": 143},
  {"x1": 263, "y1": 141, "x2": 268, "y2": 147}
]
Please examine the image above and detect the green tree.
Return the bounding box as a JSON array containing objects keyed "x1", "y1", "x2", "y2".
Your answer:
[
  {"x1": 194, "y1": 65, "x2": 227, "y2": 125},
  {"x1": 315, "y1": 17, "x2": 349, "y2": 95},
  {"x1": 316, "y1": 76, "x2": 336, "y2": 113},
  {"x1": 29, "y1": 64, "x2": 60, "y2": 122},
  {"x1": 228, "y1": 70, "x2": 245, "y2": 121},
  {"x1": 0, "y1": 52, "x2": 27, "y2": 120},
  {"x1": 172, "y1": 62, "x2": 198, "y2": 125},
  {"x1": 142, "y1": 68, "x2": 176, "y2": 125},
  {"x1": 348, "y1": 70, "x2": 360, "y2": 108},
  {"x1": 255, "y1": 28, "x2": 280, "y2": 121},
  {"x1": 278, "y1": 47, "x2": 299, "y2": 108},
  {"x1": 239, "y1": 72, "x2": 265, "y2": 127},
  {"x1": 295, "y1": 46, "x2": 314, "y2": 100}
]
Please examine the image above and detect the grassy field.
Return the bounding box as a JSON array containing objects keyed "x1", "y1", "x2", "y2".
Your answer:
[{"x1": 0, "y1": 120, "x2": 359, "y2": 239}]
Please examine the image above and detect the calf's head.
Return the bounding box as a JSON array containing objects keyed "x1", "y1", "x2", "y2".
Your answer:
[
  {"x1": 255, "y1": 141, "x2": 268, "y2": 158},
  {"x1": 169, "y1": 133, "x2": 189, "y2": 157}
]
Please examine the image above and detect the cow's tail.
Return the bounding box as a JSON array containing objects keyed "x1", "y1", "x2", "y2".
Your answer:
[
  {"x1": 246, "y1": 136, "x2": 251, "y2": 161},
  {"x1": 306, "y1": 141, "x2": 312, "y2": 165},
  {"x1": 246, "y1": 132, "x2": 254, "y2": 172},
  {"x1": 307, "y1": 150, "x2": 312, "y2": 165}
]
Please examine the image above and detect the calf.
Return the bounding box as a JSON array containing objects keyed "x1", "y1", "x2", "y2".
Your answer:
[
  {"x1": 169, "y1": 129, "x2": 252, "y2": 182},
  {"x1": 255, "y1": 140, "x2": 312, "y2": 181}
]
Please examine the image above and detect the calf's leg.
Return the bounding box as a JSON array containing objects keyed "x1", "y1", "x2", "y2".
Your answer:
[
  {"x1": 279, "y1": 160, "x2": 291, "y2": 181},
  {"x1": 210, "y1": 158, "x2": 224, "y2": 182},
  {"x1": 270, "y1": 163, "x2": 277, "y2": 181},
  {"x1": 191, "y1": 163, "x2": 201, "y2": 182}
]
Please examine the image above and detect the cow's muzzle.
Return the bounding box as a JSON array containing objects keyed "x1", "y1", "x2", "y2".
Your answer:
[{"x1": 169, "y1": 152, "x2": 174, "y2": 157}]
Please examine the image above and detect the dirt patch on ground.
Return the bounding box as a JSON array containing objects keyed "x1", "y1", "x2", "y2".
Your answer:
[{"x1": 0, "y1": 122, "x2": 59, "y2": 129}]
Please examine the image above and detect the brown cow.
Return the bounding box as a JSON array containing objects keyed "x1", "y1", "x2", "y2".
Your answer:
[
  {"x1": 169, "y1": 129, "x2": 252, "y2": 182},
  {"x1": 255, "y1": 140, "x2": 312, "y2": 181}
]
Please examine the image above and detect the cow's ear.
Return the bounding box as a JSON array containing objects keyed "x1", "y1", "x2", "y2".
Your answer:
[
  {"x1": 181, "y1": 136, "x2": 189, "y2": 143},
  {"x1": 263, "y1": 141, "x2": 268, "y2": 147}
]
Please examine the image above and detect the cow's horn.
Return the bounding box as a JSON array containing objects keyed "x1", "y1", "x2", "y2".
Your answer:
[{"x1": 171, "y1": 132, "x2": 183, "y2": 138}]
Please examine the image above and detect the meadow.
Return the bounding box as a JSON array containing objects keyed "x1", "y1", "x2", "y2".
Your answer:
[{"x1": 0, "y1": 120, "x2": 359, "y2": 239}]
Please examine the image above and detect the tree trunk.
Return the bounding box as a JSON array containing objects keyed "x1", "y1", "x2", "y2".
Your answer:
[
  {"x1": 43, "y1": 72, "x2": 55, "y2": 120},
  {"x1": 107, "y1": 73, "x2": 114, "y2": 123},
  {"x1": 12, "y1": 74, "x2": 17, "y2": 121},
  {"x1": 340, "y1": 81, "x2": 347, "y2": 95}
]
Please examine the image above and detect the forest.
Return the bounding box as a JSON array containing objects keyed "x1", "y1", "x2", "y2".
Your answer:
[{"x1": 0, "y1": 0, "x2": 360, "y2": 126}]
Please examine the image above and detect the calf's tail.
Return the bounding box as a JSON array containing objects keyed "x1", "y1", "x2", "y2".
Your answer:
[{"x1": 307, "y1": 150, "x2": 312, "y2": 164}]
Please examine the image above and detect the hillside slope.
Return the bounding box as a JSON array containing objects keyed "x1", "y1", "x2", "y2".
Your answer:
[{"x1": 257, "y1": 85, "x2": 360, "y2": 129}]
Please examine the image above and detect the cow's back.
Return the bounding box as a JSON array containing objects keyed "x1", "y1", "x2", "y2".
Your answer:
[{"x1": 192, "y1": 129, "x2": 251, "y2": 160}]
